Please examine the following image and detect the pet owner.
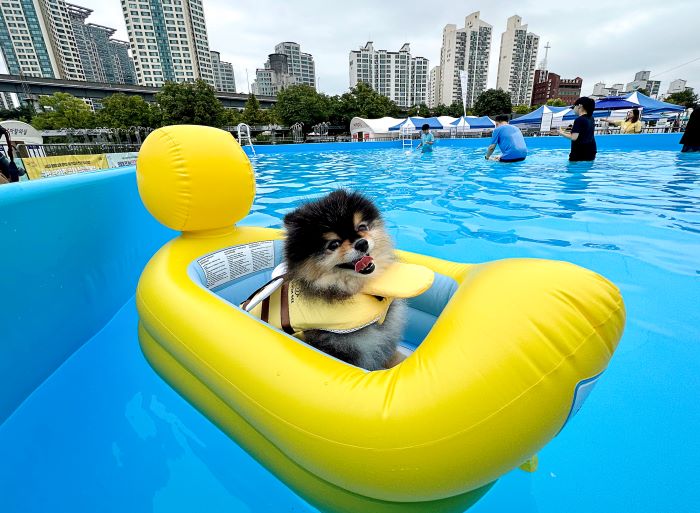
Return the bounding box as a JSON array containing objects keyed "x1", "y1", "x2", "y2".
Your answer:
[
  {"x1": 417, "y1": 123, "x2": 435, "y2": 153},
  {"x1": 679, "y1": 108, "x2": 700, "y2": 152},
  {"x1": 604, "y1": 108, "x2": 642, "y2": 134},
  {"x1": 559, "y1": 97, "x2": 597, "y2": 162},
  {"x1": 485, "y1": 115, "x2": 528, "y2": 162}
]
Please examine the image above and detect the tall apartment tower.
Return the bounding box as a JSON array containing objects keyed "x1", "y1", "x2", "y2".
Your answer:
[
  {"x1": 349, "y1": 42, "x2": 428, "y2": 109},
  {"x1": 274, "y1": 42, "x2": 315, "y2": 89},
  {"x1": 121, "y1": 0, "x2": 214, "y2": 87},
  {"x1": 428, "y1": 65, "x2": 440, "y2": 108},
  {"x1": 0, "y1": 0, "x2": 85, "y2": 79},
  {"x1": 496, "y1": 15, "x2": 539, "y2": 106},
  {"x1": 251, "y1": 53, "x2": 298, "y2": 96},
  {"x1": 210, "y1": 50, "x2": 236, "y2": 92},
  {"x1": 66, "y1": 3, "x2": 136, "y2": 85},
  {"x1": 437, "y1": 12, "x2": 492, "y2": 108}
]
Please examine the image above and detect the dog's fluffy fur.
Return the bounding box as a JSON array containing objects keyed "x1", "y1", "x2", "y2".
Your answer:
[{"x1": 283, "y1": 190, "x2": 405, "y2": 370}]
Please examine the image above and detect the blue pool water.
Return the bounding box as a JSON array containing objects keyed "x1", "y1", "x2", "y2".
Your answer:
[{"x1": 1, "y1": 135, "x2": 698, "y2": 512}]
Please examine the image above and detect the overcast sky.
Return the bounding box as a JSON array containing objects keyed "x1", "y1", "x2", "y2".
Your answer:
[{"x1": 3, "y1": 0, "x2": 699, "y2": 98}]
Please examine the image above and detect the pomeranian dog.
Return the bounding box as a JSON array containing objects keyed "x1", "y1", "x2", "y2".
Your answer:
[{"x1": 282, "y1": 189, "x2": 406, "y2": 370}]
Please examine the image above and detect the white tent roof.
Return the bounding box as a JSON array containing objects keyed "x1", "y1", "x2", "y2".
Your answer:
[
  {"x1": 349, "y1": 116, "x2": 404, "y2": 135},
  {"x1": 0, "y1": 120, "x2": 43, "y2": 145},
  {"x1": 436, "y1": 116, "x2": 458, "y2": 128}
]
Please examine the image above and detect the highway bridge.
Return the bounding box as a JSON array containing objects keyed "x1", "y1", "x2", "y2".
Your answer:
[{"x1": 0, "y1": 74, "x2": 276, "y2": 109}]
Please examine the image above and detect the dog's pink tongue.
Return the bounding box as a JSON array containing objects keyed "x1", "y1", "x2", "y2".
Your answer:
[{"x1": 355, "y1": 255, "x2": 374, "y2": 272}]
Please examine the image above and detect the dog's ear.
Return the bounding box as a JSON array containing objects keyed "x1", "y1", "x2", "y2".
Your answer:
[{"x1": 283, "y1": 210, "x2": 301, "y2": 230}]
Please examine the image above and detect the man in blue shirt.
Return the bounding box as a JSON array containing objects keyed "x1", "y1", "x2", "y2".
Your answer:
[
  {"x1": 485, "y1": 115, "x2": 527, "y2": 162},
  {"x1": 417, "y1": 123, "x2": 435, "y2": 153}
]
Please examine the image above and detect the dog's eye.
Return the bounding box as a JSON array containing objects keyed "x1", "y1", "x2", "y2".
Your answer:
[
  {"x1": 357, "y1": 224, "x2": 369, "y2": 232},
  {"x1": 326, "y1": 240, "x2": 342, "y2": 251}
]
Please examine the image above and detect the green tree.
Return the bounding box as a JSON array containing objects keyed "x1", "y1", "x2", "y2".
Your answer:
[
  {"x1": 545, "y1": 98, "x2": 567, "y2": 107},
  {"x1": 446, "y1": 100, "x2": 466, "y2": 117},
  {"x1": 635, "y1": 87, "x2": 650, "y2": 96},
  {"x1": 31, "y1": 92, "x2": 96, "y2": 129},
  {"x1": 273, "y1": 84, "x2": 328, "y2": 129},
  {"x1": 0, "y1": 103, "x2": 34, "y2": 123},
  {"x1": 430, "y1": 104, "x2": 449, "y2": 116},
  {"x1": 241, "y1": 93, "x2": 272, "y2": 126},
  {"x1": 473, "y1": 89, "x2": 513, "y2": 117},
  {"x1": 513, "y1": 104, "x2": 534, "y2": 114},
  {"x1": 96, "y1": 93, "x2": 159, "y2": 128},
  {"x1": 222, "y1": 108, "x2": 243, "y2": 127},
  {"x1": 666, "y1": 89, "x2": 698, "y2": 109},
  {"x1": 331, "y1": 82, "x2": 401, "y2": 129},
  {"x1": 156, "y1": 80, "x2": 226, "y2": 127}
]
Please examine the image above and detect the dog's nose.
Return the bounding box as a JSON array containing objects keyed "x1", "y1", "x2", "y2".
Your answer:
[{"x1": 354, "y1": 239, "x2": 369, "y2": 252}]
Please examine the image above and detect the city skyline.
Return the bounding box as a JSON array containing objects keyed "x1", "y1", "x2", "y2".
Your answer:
[{"x1": 1, "y1": 0, "x2": 698, "y2": 98}]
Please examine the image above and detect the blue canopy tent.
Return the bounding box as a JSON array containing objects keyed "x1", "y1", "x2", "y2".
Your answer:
[
  {"x1": 450, "y1": 116, "x2": 495, "y2": 129},
  {"x1": 388, "y1": 117, "x2": 443, "y2": 131},
  {"x1": 594, "y1": 96, "x2": 639, "y2": 110},
  {"x1": 623, "y1": 91, "x2": 685, "y2": 114},
  {"x1": 510, "y1": 105, "x2": 573, "y2": 125}
]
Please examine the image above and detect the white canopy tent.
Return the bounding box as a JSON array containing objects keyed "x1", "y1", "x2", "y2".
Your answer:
[{"x1": 349, "y1": 117, "x2": 404, "y2": 140}]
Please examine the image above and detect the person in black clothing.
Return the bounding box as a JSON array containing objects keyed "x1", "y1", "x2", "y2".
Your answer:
[
  {"x1": 679, "y1": 108, "x2": 700, "y2": 152},
  {"x1": 559, "y1": 97, "x2": 597, "y2": 162}
]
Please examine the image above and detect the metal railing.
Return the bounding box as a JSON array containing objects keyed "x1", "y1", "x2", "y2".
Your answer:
[{"x1": 17, "y1": 142, "x2": 141, "y2": 158}]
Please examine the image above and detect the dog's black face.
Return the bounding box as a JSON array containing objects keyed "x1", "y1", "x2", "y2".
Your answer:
[{"x1": 283, "y1": 190, "x2": 395, "y2": 298}]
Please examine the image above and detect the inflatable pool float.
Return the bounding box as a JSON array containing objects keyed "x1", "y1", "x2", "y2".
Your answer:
[{"x1": 135, "y1": 126, "x2": 625, "y2": 512}]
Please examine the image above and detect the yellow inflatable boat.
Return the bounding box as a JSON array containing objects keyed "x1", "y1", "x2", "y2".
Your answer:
[{"x1": 136, "y1": 126, "x2": 625, "y2": 513}]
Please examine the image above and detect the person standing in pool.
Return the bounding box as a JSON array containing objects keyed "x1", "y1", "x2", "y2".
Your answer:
[
  {"x1": 559, "y1": 97, "x2": 597, "y2": 162},
  {"x1": 679, "y1": 108, "x2": 700, "y2": 152},
  {"x1": 417, "y1": 123, "x2": 435, "y2": 153},
  {"x1": 485, "y1": 115, "x2": 528, "y2": 162}
]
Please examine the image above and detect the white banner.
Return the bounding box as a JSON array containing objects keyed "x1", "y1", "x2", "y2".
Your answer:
[
  {"x1": 459, "y1": 70, "x2": 469, "y2": 116},
  {"x1": 540, "y1": 112, "x2": 554, "y2": 132},
  {"x1": 106, "y1": 152, "x2": 138, "y2": 168}
]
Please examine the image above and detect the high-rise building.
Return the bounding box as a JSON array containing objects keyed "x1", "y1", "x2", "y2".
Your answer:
[
  {"x1": 531, "y1": 70, "x2": 582, "y2": 106},
  {"x1": 274, "y1": 42, "x2": 315, "y2": 89},
  {"x1": 591, "y1": 82, "x2": 624, "y2": 98},
  {"x1": 1, "y1": 92, "x2": 16, "y2": 110},
  {"x1": 496, "y1": 15, "x2": 539, "y2": 106},
  {"x1": 66, "y1": 3, "x2": 136, "y2": 85},
  {"x1": 428, "y1": 65, "x2": 440, "y2": 108},
  {"x1": 251, "y1": 53, "x2": 298, "y2": 96},
  {"x1": 349, "y1": 41, "x2": 428, "y2": 109},
  {"x1": 668, "y1": 79, "x2": 689, "y2": 95},
  {"x1": 0, "y1": 1, "x2": 135, "y2": 84},
  {"x1": 210, "y1": 50, "x2": 236, "y2": 92},
  {"x1": 437, "y1": 12, "x2": 492, "y2": 108},
  {"x1": 626, "y1": 70, "x2": 660, "y2": 96},
  {"x1": 121, "y1": 0, "x2": 214, "y2": 87},
  {"x1": 0, "y1": 0, "x2": 85, "y2": 80}
]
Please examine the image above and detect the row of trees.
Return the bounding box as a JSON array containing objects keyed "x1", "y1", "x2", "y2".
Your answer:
[{"x1": 2, "y1": 79, "x2": 695, "y2": 133}]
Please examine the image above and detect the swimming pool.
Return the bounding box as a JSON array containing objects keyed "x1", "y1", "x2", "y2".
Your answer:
[{"x1": 1, "y1": 134, "x2": 698, "y2": 512}]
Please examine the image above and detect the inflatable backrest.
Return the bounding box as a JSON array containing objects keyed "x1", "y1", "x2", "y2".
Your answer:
[{"x1": 136, "y1": 125, "x2": 255, "y2": 232}]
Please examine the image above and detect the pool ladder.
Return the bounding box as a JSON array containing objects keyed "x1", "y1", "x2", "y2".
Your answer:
[
  {"x1": 236, "y1": 123, "x2": 256, "y2": 156},
  {"x1": 400, "y1": 124, "x2": 413, "y2": 150}
]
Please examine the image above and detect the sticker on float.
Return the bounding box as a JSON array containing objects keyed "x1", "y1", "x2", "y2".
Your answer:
[
  {"x1": 196, "y1": 241, "x2": 275, "y2": 289},
  {"x1": 560, "y1": 372, "x2": 603, "y2": 432}
]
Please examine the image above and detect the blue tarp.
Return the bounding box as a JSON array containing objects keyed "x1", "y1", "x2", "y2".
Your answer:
[
  {"x1": 450, "y1": 116, "x2": 495, "y2": 129},
  {"x1": 623, "y1": 91, "x2": 684, "y2": 114},
  {"x1": 388, "y1": 117, "x2": 443, "y2": 131},
  {"x1": 594, "y1": 96, "x2": 639, "y2": 110},
  {"x1": 510, "y1": 106, "x2": 573, "y2": 125}
]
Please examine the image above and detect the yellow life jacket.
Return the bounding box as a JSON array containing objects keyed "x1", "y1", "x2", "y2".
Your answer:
[{"x1": 243, "y1": 262, "x2": 434, "y2": 336}]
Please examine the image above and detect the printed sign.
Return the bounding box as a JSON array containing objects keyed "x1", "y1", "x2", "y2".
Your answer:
[
  {"x1": 22, "y1": 154, "x2": 109, "y2": 180},
  {"x1": 197, "y1": 241, "x2": 276, "y2": 289},
  {"x1": 106, "y1": 152, "x2": 138, "y2": 168}
]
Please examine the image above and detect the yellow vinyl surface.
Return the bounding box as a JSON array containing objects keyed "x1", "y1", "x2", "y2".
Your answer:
[{"x1": 135, "y1": 126, "x2": 625, "y2": 510}]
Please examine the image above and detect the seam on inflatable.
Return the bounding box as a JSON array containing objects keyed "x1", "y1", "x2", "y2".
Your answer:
[
  {"x1": 138, "y1": 285, "x2": 625, "y2": 452},
  {"x1": 160, "y1": 128, "x2": 192, "y2": 231}
]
